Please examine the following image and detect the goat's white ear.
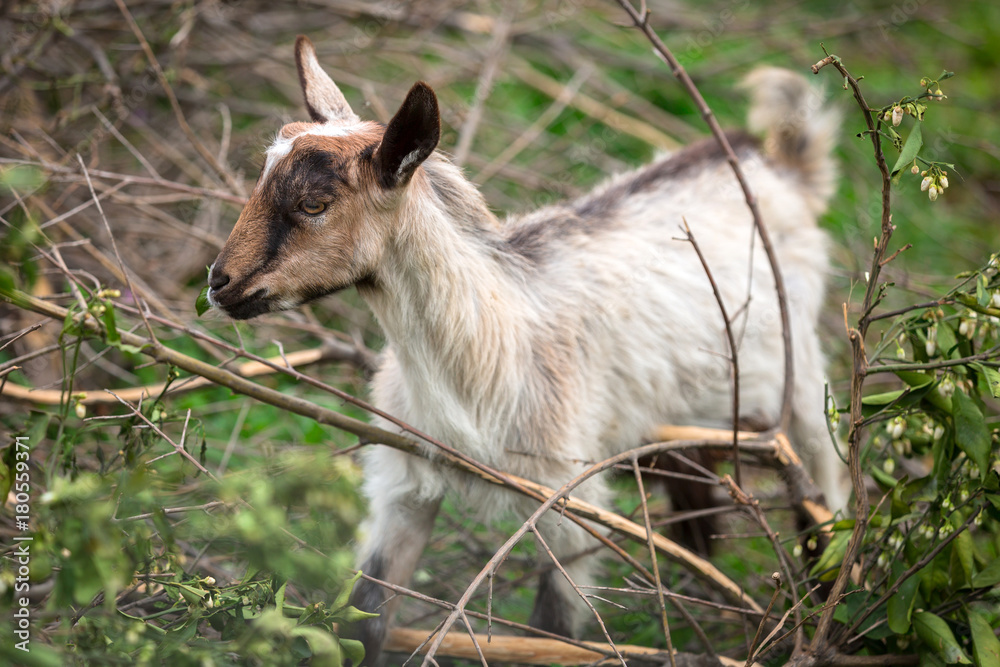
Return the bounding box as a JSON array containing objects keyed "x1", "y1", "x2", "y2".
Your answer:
[
  {"x1": 294, "y1": 35, "x2": 359, "y2": 124},
  {"x1": 374, "y1": 82, "x2": 440, "y2": 188}
]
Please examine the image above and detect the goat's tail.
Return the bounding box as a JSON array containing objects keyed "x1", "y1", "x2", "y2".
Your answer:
[{"x1": 742, "y1": 67, "x2": 840, "y2": 213}]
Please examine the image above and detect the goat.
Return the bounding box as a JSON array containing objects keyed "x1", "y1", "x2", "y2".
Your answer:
[{"x1": 207, "y1": 35, "x2": 845, "y2": 665}]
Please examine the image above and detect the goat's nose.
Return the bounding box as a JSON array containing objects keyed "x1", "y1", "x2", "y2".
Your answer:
[{"x1": 208, "y1": 267, "x2": 231, "y2": 291}]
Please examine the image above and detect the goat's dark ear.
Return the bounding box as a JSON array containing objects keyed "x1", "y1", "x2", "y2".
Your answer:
[
  {"x1": 295, "y1": 35, "x2": 359, "y2": 124},
  {"x1": 374, "y1": 82, "x2": 440, "y2": 188}
]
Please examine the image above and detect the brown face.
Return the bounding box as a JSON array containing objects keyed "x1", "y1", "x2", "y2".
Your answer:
[
  {"x1": 208, "y1": 36, "x2": 440, "y2": 320},
  {"x1": 208, "y1": 123, "x2": 387, "y2": 320}
]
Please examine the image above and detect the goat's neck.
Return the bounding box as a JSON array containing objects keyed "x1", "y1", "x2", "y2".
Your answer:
[{"x1": 363, "y1": 159, "x2": 525, "y2": 403}]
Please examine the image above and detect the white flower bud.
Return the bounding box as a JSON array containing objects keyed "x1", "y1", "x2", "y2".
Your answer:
[
  {"x1": 992, "y1": 292, "x2": 1000, "y2": 309},
  {"x1": 888, "y1": 417, "x2": 907, "y2": 439},
  {"x1": 925, "y1": 330, "x2": 937, "y2": 356},
  {"x1": 933, "y1": 424, "x2": 945, "y2": 440},
  {"x1": 928, "y1": 185, "x2": 939, "y2": 201},
  {"x1": 75, "y1": 402, "x2": 87, "y2": 419},
  {"x1": 921, "y1": 176, "x2": 932, "y2": 191},
  {"x1": 938, "y1": 376, "x2": 955, "y2": 398},
  {"x1": 892, "y1": 106, "x2": 903, "y2": 126},
  {"x1": 938, "y1": 523, "x2": 952, "y2": 540},
  {"x1": 938, "y1": 175, "x2": 948, "y2": 189},
  {"x1": 792, "y1": 543, "x2": 803, "y2": 558},
  {"x1": 877, "y1": 552, "x2": 889, "y2": 569},
  {"x1": 959, "y1": 489, "x2": 969, "y2": 503},
  {"x1": 974, "y1": 510, "x2": 984, "y2": 527},
  {"x1": 911, "y1": 164, "x2": 920, "y2": 175},
  {"x1": 883, "y1": 457, "x2": 896, "y2": 475}
]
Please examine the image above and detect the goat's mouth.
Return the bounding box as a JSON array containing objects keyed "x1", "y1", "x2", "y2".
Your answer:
[
  {"x1": 211, "y1": 288, "x2": 275, "y2": 320},
  {"x1": 209, "y1": 279, "x2": 360, "y2": 321}
]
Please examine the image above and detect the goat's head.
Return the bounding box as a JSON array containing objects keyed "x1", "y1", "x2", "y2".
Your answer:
[{"x1": 208, "y1": 35, "x2": 440, "y2": 319}]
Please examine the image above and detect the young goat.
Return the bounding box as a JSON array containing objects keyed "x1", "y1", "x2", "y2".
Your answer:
[{"x1": 208, "y1": 36, "x2": 845, "y2": 664}]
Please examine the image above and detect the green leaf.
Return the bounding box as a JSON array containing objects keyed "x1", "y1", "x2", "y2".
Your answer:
[
  {"x1": 274, "y1": 580, "x2": 287, "y2": 611},
  {"x1": 977, "y1": 275, "x2": 991, "y2": 307},
  {"x1": 810, "y1": 528, "x2": 851, "y2": 581},
  {"x1": 339, "y1": 638, "x2": 366, "y2": 666},
  {"x1": 333, "y1": 570, "x2": 363, "y2": 611},
  {"x1": 952, "y1": 529, "x2": 975, "y2": 587},
  {"x1": 913, "y1": 610, "x2": 972, "y2": 664},
  {"x1": 195, "y1": 285, "x2": 212, "y2": 317},
  {"x1": 973, "y1": 363, "x2": 1000, "y2": 399},
  {"x1": 891, "y1": 121, "x2": 923, "y2": 181},
  {"x1": 334, "y1": 605, "x2": 379, "y2": 624},
  {"x1": 870, "y1": 463, "x2": 898, "y2": 488},
  {"x1": 101, "y1": 300, "x2": 120, "y2": 345},
  {"x1": 895, "y1": 371, "x2": 935, "y2": 389},
  {"x1": 291, "y1": 626, "x2": 341, "y2": 667},
  {"x1": 0, "y1": 266, "x2": 15, "y2": 294},
  {"x1": 987, "y1": 494, "x2": 1000, "y2": 511},
  {"x1": 971, "y1": 557, "x2": 1000, "y2": 588},
  {"x1": 936, "y1": 322, "x2": 959, "y2": 359},
  {"x1": 887, "y1": 573, "x2": 920, "y2": 634},
  {"x1": 863, "y1": 388, "x2": 907, "y2": 406},
  {"x1": 953, "y1": 390, "x2": 990, "y2": 478},
  {"x1": 968, "y1": 609, "x2": 1000, "y2": 667}
]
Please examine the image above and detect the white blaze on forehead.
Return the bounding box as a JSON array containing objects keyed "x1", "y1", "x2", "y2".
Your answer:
[{"x1": 258, "y1": 122, "x2": 364, "y2": 186}]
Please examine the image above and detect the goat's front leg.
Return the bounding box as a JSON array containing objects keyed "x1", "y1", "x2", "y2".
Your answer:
[{"x1": 346, "y1": 450, "x2": 442, "y2": 666}]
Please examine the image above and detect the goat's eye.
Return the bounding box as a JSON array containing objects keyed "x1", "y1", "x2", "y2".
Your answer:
[{"x1": 299, "y1": 200, "x2": 326, "y2": 215}]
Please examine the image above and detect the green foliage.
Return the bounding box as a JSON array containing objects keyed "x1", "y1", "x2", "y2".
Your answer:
[
  {"x1": 824, "y1": 257, "x2": 1000, "y2": 662},
  {"x1": 818, "y1": 61, "x2": 1000, "y2": 656},
  {"x1": 0, "y1": 291, "x2": 366, "y2": 665}
]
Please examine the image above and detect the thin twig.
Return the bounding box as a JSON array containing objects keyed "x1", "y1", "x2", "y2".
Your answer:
[
  {"x1": 679, "y1": 219, "x2": 742, "y2": 487},
  {"x1": 615, "y1": 0, "x2": 796, "y2": 433},
  {"x1": 632, "y1": 456, "x2": 677, "y2": 667},
  {"x1": 746, "y1": 573, "x2": 782, "y2": 667},
  {"x1": 111, "y1": 0, "x2": 244, "y2": 196},
  {"x1": 76, "y1": 155, "x2": 158, "y2": 344},
  {"x1": 453, "y1": 12, "x2": 513, "y2": 166}
]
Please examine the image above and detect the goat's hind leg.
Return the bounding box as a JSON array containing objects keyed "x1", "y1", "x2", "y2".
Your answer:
[{"x1": 345, "y1": 450, "x2": 442, "y2": 666}]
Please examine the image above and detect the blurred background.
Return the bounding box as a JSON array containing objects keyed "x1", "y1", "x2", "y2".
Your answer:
[{"x1": 1, "y1": 0, "x2": 998, "y2": 663}]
